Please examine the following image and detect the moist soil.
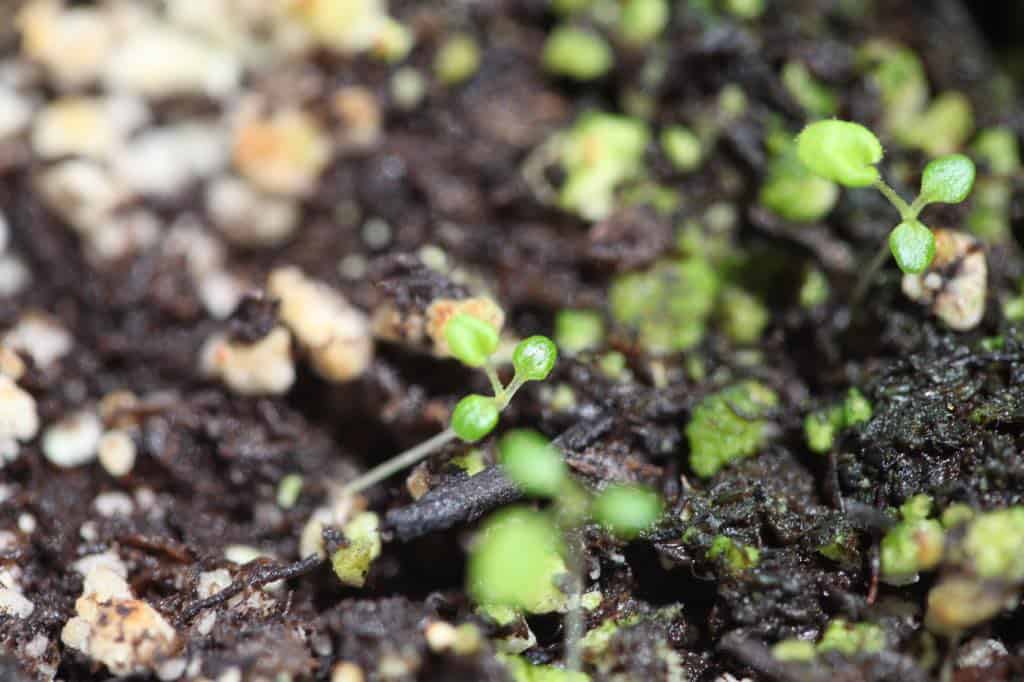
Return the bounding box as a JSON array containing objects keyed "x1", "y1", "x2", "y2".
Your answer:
[{"x1": 3, "y1": 1, "x2": 1024, "y2": 681}]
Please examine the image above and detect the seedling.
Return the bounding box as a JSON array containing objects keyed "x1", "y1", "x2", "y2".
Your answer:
[
  {"x1": 469, "y1": 429, "x2": 663, "y2": 673},
  {"x1": 340, "y1": 312, "x2": 557, "y2": 496},
  {"x1": 796, "y1": 120, "x2": 976, "y2": 297}
]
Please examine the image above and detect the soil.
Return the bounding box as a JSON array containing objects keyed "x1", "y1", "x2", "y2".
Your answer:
[{"x1": 2, "y1": 1, "x2": 1024, "y2": 681}]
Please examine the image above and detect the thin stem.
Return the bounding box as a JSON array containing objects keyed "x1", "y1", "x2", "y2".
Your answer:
[
  {"x1": 907, "y1": 194, "x2": 928, "y2": 220},
  {"x1": 496, "y1": 374, "x2": 526, "y2": 410},
  {"x1": 340, "y1": 428, "x2": 458, "y2": 496},
  {"x1": 850, "y1": 239, "x2": 892, "y2": 307},
  {"x1": 485, "y1": 366, "x2": 504, "y2": 397},
  {"x1": 872, "y1": 179, "x2": 914, "y2": 221},
  {"x1": 563, "y1": 531, "x2": 585, "y2": 673}
]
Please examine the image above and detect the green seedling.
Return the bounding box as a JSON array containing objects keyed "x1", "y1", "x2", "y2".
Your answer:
[
  {"x1": 718, "y1": 286, "x2": 769, "y2": 345},
  {"x1": 804, "y1": 388, "x2": 872, "y2": 454},
  {"x1": 661, "y1": 125, "x2": 703, "y2": 173},
  {"x1": 686, "y1": 381, "x2": 778, "y2": 478},
  {"x1": 760, "y1": 128, "x2": 838, "y2": 222},
  {"x1": 781, "y1": 61, "x2": 837, "y2": 118},
  {"x1": 554, "y1": 308, "x2": 605, "y2": 357},
  {"x1": 340, "y1": 312, "x2": 556, "y2": 496},
  {"x1": 618, "y1": 0, "x2": 670, "y2": 45},
  {"x1": 331, "y1": 511, "x2": 382, "y2": 587},
  {"x1": 591, "y1": 484, "x2": 663, "y2": 539},
  {"x1": 499, "y1": 429, "x2": 567, "y2": 498},
  {"x1": 543, "y1": 26, "x2": 613, "y2": 80},
  {"x1": 435, "y1": 34, "x2": 481, "y2": 85},
  {"x1": 880, "y1": 495, "x2": 944, "y2": 584},
  {"x1": 707, "y1": 534, "x2": 760, "y2": 573},
  {"x1": 796, "y1": 119, "x2": 976, "y2": 277},
  {"x1": 499, "y1": 653, "x2": 590, "y2": 682},
  {"x1": 774, "y1": 618, "x2": 885, "y2": 662}
]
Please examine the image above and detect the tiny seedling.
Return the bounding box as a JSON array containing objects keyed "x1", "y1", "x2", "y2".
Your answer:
[
  {"x1": 469, "y1": 428, "x2": 663, "y2": 673},
  {"x1": 795, "y1": 119, "x2": 976, "y2": 295},
  {"x1": 340, "y1": 312, "x2": 557, "y2": 496}
]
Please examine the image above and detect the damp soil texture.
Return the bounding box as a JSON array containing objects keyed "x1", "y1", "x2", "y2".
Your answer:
[{"x1": 2, "y1": 1, "x2": 1024, "y2": 681}]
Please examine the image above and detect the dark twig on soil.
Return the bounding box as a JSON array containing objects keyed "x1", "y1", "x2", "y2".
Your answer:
[{"x1": 178, "y1": 554, "x2": 325, "y2": 624}]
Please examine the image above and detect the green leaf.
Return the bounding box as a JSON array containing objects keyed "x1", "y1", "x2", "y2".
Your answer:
[
  {"x1": 919, "y1": 153, "x2": 976, "y2": 205},
  {"x1": 451, "y1": 394, "x2": 500, "y2": 442},
  {"x1": 542, "y1": 26, "x2": 613, "y2": 81},
  {"x1": 591, "y1": 484, "x2": 663, "y2": 539},
  {"x1": 795, "y1": 120, "x2": 884, "y2": 188},
  {"x1": 445, "y1": 313, "x2": 500, "y2": 368},
  {"x1": 499, "y1": 429, "x2": 566, "y2": 498},
  {"x1": 512, "y1": 336, "x2": 558, "y2": 382},
  {"x1": 888, "y1": 220, "x2": 935, "y2": 274}
]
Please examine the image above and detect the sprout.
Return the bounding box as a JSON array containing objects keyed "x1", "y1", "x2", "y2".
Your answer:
[
  {"x1": 555, "y1": 309, "x2": 605, "y2": 355},
  {"x1": 707, "y1": 535, "x2": 760, "y2": 572},
  {"x1": 973, "y1": 126, "x2": 1021, "y2": 175},
  {"x1": 816, "y1": 619, "x2": 886, "y2": 656},
  {"x1": 445, "y1": 312, "x2": 500, "y2": 368},
  {"x1": 718, "y1": 286, "x2": 769, "y2": 345},
  {"x1": 331, "y1": 512, "x2": 382, "y2": 587},
  {"x1": 660, "y1": 125, "x2": 702, "y2": 173},
  {"x1": 796, "y1": 119, "x2": 977, "y2": 278},
  {"x1": 723, "y1": 0, "x2": 764, "y2": 20},
  {"x1": 772, "y1": 639, "x2": 817, "y2": 663},
  {"x1": 804, "y1": 388, "x2": 872, "y2": 454},
  {"x1": 451, "y1": 394, "x2": 501, "y2": 442},
  {"x1": 542, "y1": 26, "x2": 613, "y2": 80},
  {"x1": 618, "y1": 0, "x2": 669, "y2": 45},
  {"x1": 434, "y1": 34, "x2": 481, "y2": 86},
  {"x1": 591, "y1": 484, "x2": 663, "y2": 539},
  {"x1": 898, "y1": 91, "x2": 973, "y2": 157},
  {"x1": 513, "y1": 336, "x2": 558, "y2": 382},
  {"x1": 781, "y1": 61, "x2": 837, "y2": 118},
  {"x1": 499, "y1": 429, "x2": 567, "y2": 498},
  {"x1": 467, "y1": 507, "x2": 568, "y2": 613}
]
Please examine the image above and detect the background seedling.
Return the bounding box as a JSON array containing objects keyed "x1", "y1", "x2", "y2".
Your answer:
[
  {"x1": 341, "y1": 312, "x2": 557, "y2": 496},
  {"x1": 796, "y1": 119, "x2": 976, "y2": 298}
]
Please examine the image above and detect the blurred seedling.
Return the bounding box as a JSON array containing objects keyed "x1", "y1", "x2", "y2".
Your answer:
[
  {"x1": 795, "y1": 119, "x2": 976, "y2": 299},
  {"x1": 340, "y1": 312, "x2": 557, "y2": 496},
  {"x1": 468, "y1": 429, "x2": 663, "y2": 672}
]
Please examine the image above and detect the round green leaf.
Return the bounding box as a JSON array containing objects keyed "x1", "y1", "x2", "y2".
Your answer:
[
  {"x1": 919, "y1": 153, "x2": 976, "y2": 205},
  {"x1": 499, "y1": 429, "x2": 566, "y2": 498},
  {"x1": 445, "y1": 313, "x2": 500, "y2": 368},
  {"x1": 451, "y1": 394, "x2": 500, "y2": 442},
  {"x1": 591, "y1": 484, "x2": 663, "y2": 539},
  {"x1": 888, "y1": 220, "x2": 935, "y2": 274},
  {"x1": 512, "y1": 335, "x2": 558, "y2": 382},
  {"x1": 795, "y1": 120, "x2": 884, "y2": 188},
  {"x1": 542, "y1": 26, "x2": 613, "y2": 81}
]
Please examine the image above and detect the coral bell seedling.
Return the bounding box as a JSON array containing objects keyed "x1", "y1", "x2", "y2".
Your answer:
[
  {"x1": 340, "y1": 311, "x2": 557, "y2": 495},
  {"x1": 795, "y1": 119, "x2": 976, "y2": 276}
]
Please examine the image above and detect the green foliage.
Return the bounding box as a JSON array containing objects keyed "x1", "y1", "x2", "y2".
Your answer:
[
  {"x1": 760, "y1": 141, "x2": 839, "y2": 221},
  {"x1": 542, "y1": 26, "x2": 613, "y2": 80},
  {"x1": 559, "y1": 112, "x2": 650, "y2": 220},
  {"x1": 499, "y1": 429, "x2": 567, "y2": 498},
  {"x1": 686, "y1": 381, "x2": 777, "y2": 477},
  {"x1": 796, "y1": 119, "x2": 883, "y2": 188},
  {"x1": 707, "y1": 535, "x2": 760, "y2": 572},
  {"x1": 817, "y1": 619, "x2": 886, "y2": 656},
  {"x1": 719, "y1": 286, "x2": 769, "y2": 345},
  {"x1": 468, "y1": 507, "x2": 569, "y2": 613},
  {"x1": 557, "y1": 307, "x2": 602, "y2": 350},
  {"x1": 551, "y1": 0, "x2": 592, "y2": 14},
  {"x1": 799, "y1": 267, "x2": 830, "y2": 308},
  {"x1": 973, "y1": 126, "x2": 1021, "y2": 175},
  {"x1": 499, "y1": 653, "x2": 590, "y2": 682},
  {"x1": 888, "y1": 220, "x2": 935, "y2": 275},
  {"x1": 618, "y1": 0, "x2": 670, "y2": 44},
  {"x1": 804, "y1": 388, "x2": 872, "y2": 454},
  {"x1": 859, "y1": 40, "x2": 928, "y2": 136},
  {"x1": 591, "y1": 484, "x2": 663, "y2": 539},
  {"x1": 842, "y1": 388, "x2": 873, "y2": 426},
  {"x1": 610, "y1": 258, "x2": 719, "y2": 354},
  {"x1": 276, "y1": 474, "x2": 303, "y2": 509},
  {"x1": 963, "y1": 507, "x2": 1024, "y2": 581},
  {"x1": 451, "y1": 394, "x2": 500, "y2": 442},
  {"x1": 513, "y1": 336, "x2": 558, "y2": 382},
  {"x1": 918, "y1": 154, "x2": 976, "y2": 205},
  {"x1": 331, "y1": 512, "x2": 382, "y2": 587},
  {"x1": 434, "y1": 34, "x2": 481, "y2": 85},
  {"x1": 898, "y1": 92, "x2": 973, "y2": 157},
  {"x1": 722, "y1": 0, "x2": 764, "y2": 20},
  {"x1": 446, "y1": 312, "x2": 500, "y2": 368},
  {"x1": 661, "y1": 125, "x2": 702, "y2": 172},
  {"x1": 782, "y1": 61, "x2": 837, "y2": 118},
  {"x1": 772, "y1": 639, "x2": 817, "y2": 662},
  {"x1": 880, "y1": 516, "x2": 943, "y2": 583}
]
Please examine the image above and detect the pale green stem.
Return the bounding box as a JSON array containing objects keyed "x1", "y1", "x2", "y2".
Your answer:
[
  {"x1": 851, "y1": 240, "x2": 892, "y2": 306},
  {"x1": 563, "y1": 532, "x2": 585, "y2": 673},
  {"x1": 907, "y1": 194, "x2": 929, "y2": 219},
  {"x1": 872, "y1": 179, "x2": 915, "y2": 221},
  {"x1": 340, "y1": 427, "x2": 457, "y2": 496},
  {"x1": 486, "y1": 366, "x2": 505, "y2": 397},
  {"x1": 496, "y1": 374, "x2": 526, "y2": 410}
]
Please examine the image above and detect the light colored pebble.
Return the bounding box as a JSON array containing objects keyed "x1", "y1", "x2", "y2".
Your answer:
[
  {"x1": 0, "y1": 255, "x2": 31, "y2": 298},
  {"x1": 114, "y1": 123, "x2": 227, "y2": 198},
  {"x1": 93, "y1": 491, "x2": 135, "y2": 518},
  {"x1": 902, "y1": 229, "x2": 987, "y2": 331},
  {"x1": 87, "y1": 210, "x2": 162, "y2": 263},
  {"x1": 72, "y1": 551, "x2": 127, "y2": 578},
  {"x1": 163, "y1": 220, "x2": 225, "y2": 278},
  {"x1": 0, "y1": 210, "x2": 8, "y2": 254},
  {"x1": 232, "y1": 108, "x2": 331, "y2": 197},
  {"x1": 206, "y1": 175, "x2": 299, "y2": 247},
  {"x1": 293, "y1": 0, "x2": 388, "y2": 54},
  {"x1": 331, "y1": 662, "x2": 365, "y2": 682},
  {"x1": 18, "y1": 513, "x2": 36, "y2": 534},
  {"x1": 0, "y1": 375, "x2": 39, "y2": 465},
  {"x1": 332, "y1": 86, "x2": 381, "y2": 150},
  {"x1": 98, "y1": 429, "x2": 136, "y2": 477},
  {"x1": 42, "y1": 410, "x2": 102, "y2": 468},
  {"x1": 32, "y1": 97, "x2": 120, "y2": 160},
  {"x1": 16, "y1": 1, "x2": 113, "y2": 89},
  {"x1": 3, "y1": 311, "x2": 73, "y2": 370},
  {"x1": 156, "y1": 657, "x2": 188, "y2": 681},
  {"x1": 217, "y1": 668, "x2": 242, "y2": 682},
  {"x1": 25, "y1": 633, "x2": 48, "y2": 658},
  {"x1": 200, "y1": 326, "x2": 296, "y2": 396},
  {"x1": 424, "y1": 621, "x2": 458, "y2": 652},
  {"x1": 197, "y1": 271, "x2": 246, "y2": 320},
  {"x1": 268, "y1": 266, "x2": 373, "y2": 382},
  {"x1": 37, "y1": 159, "x2": 124, "y2": 236},
  {"x1": 197, "y1": 569, "x2": 232, "y2": 599},
  {"x1": 0, "y1": 587, "x2": 35, "y2": 618},
  {"x1": 0, "y1": 86, "x2": 33, "y2": 140}
]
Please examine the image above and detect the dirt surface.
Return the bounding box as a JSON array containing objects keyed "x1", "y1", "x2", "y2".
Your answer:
[{"x1": 2, "y1": 1, "x2": 1024, "y2": 681}]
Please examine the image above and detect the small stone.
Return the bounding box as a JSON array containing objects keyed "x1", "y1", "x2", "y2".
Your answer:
[
  {"x1": 98, "y1": 429, "x2": 136, "y2": 477},
  {"x1": 93, "y1": 491, "x2": 135, "y2": 518},
  {"x1": 3, "y1": 311, "x2": 73, "y2": 370},
  {"x1": 268, "y1": 266, "x2": 373, "y2": 382},
  {"x1": 17, "y1": 1, "x2": 113, "y2": 89},
  {"x1": 43, "y1": 410, "x2": 102, "y2": 468},
  {"x1": 200, "y1": 326, "x2": 296, "y2": 395},
  {"x1": 0, "y1": 256, "x2": 30, "y2": 298},
  {"x1": 0, "y1": 587, "x2": 35, "y2": 618},
  {"x1": 18, "y1": 513, "x2": 36, "y2": 534},
  {"x1": 424, "y1": 621, "x2": 458, "y2": 652},
  {"x1": 332, "y1": 86, "x2": 381, "y2": 150},
  {"x1": 72, "y1": 552, "x2": 127, "y2": 579},
  {"x1": 197, "y1": 271, "x2": 246, "y2": 320},
  {"x1": 232, "y1": 109, "x2": 332, "y2": 197},
  {"x1": 331, "y1": 662, "x2": 365, "y2": 682},
  {"x1": 206, "y1": 175, "x2": 299, "y2": 247},
  {"x1": 32, "y1": 97, "x2": 121, "y2": 160},
  {"x1": 0, "y1": 375, "x2": 39, "y2": 464},
  {"x1": 37, "y1": 160, "x2": 124, "y2": 236},
  {"x1": 0, "y1": 86, "x2": 33, "y2": 140},
  {"x1": 114, "y1": 123, "x2": 227, "y2": 198},
  {"x1": 902, "y1": 229, "x2": 987, "y2": 331}
]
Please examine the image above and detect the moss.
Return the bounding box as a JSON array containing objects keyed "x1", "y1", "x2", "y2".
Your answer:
[
  {"x1": 610, "y1": 258, "x2": 719, "y2": 354},
  {"x1": 781, "y1": 61, "x2": 837, "y2": 118},
  {"x1": 331, "y1": 512, "x2": 382, "y2": 587},
  {"x1": 686, "y1": 381, "x2": 777, "y2": 477},
  {"x1": 772, "y1": 638, "x2": 816, "y2": 662},
  {"x1": 707, "y1": 534, "x2": 760, "y2": 572},
  {"x1": 804, "y1": 409, "x2": 840, "y2": 454},
  {"x1": 452, "y1": 449, "x2": 486, "y2": 476},
  {"x1": 718, "y1": 286, "x2": 769, "y2": 345},
  {"x1": 661, "y1": 125, "x2": 702, "y2": 172},
  {"x1": 498, "y1": 654, "x2": 590, "y2": 682},
  {"x1": 542, "y1": 26, "x2": 613, "y2": 80},
  {"x1": 816, "y1": 619, "x2": 886, "y2": 656},
  {"x1": 559, "y1": 112, "x2": 650, "y2": 221},
  {"x1": 555, "y1": 309, "x2": 605, "y2": 355},
  {"x1": 963, "y1": 507, "x2": 1024, "y2": 581}
]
